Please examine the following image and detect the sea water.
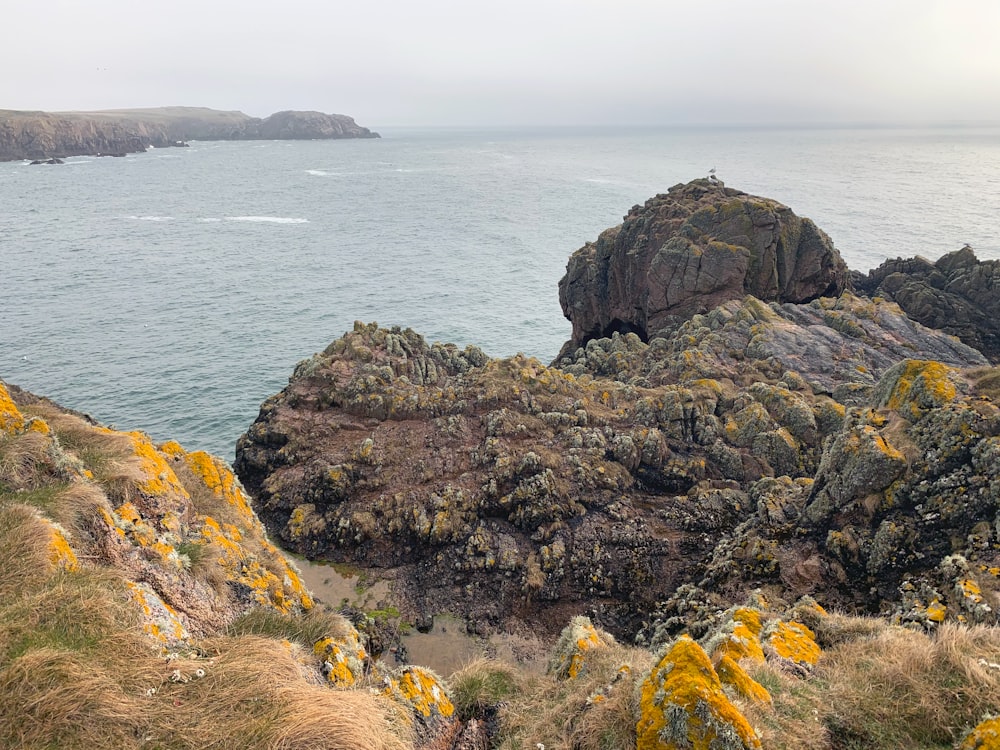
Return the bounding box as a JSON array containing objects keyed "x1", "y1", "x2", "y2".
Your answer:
[{"x1": 2, "y1": 126, "x2": 999, "y2": 458}]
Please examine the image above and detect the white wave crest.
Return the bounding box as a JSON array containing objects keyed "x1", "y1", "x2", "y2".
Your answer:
[
  {"x1": 305, "y1": 169, "x2": 329, "y2": 176},
  {"x1": 124, "y1": 215, "x2": 175, "y2": 222},
  {"x1": 225, "y1": 216, "x2": 309, "y2": 224}
]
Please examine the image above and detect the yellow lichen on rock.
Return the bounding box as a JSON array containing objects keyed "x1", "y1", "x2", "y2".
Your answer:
[
  {"x1": 114, "y1": 430, "x2": 190, "y2": 498},
  {"x1": 383, "y1": 666, "x2": 455, "y2": 719},
  {"x1": 637, "y1": 635, "x2": 761, "y2": 750},
  {"x1": 43, "y1": 519, "x2": 79, "y2": 572},
  {"x1": 926, "y1": 599, "x2": 947, "y2": 623},
  {"x1": 548, "y1": 615, "x2": 610, "y2": 680},
  {"x1": 126, "y1": 580, "x2": 188, "y2": 645},
  {"x1": 198, "y1": 516, "x2": 311, "y2": 614},
  {"x1": 114, "y1": 501, "x2": 158, "y2": 546},
  {"x1": 880, "y1": 359, "x2": 959, "y2": 418},
  {"x1": 765, "y1": 620, "x2": 821, "y2": 666},
  {"x1": 26, "y1": 417, "x2": 50, "y2": 434},
  {"x1": 714, "y1": 654, "x2": 771, "y2": 704},
  {"x1": 710, "y1": 608, "x2": 766, "y2": 664},
  {"x1": 183, "y1": 449, "x2": 257, "y2": 523},
  {"x1": 0, "y1": 381, "x2": 26, "y2": 434},
  {"x1": 960, "y1": 715, "x2": 1000, "y2": 750},
  {"x1": 314, "y1": 630, "x2": 368, "y2": 688}
]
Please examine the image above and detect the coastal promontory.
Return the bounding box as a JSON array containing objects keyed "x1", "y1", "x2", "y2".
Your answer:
[{"x1": 0, "y1": 106, "x2": 379, "y2": 161}]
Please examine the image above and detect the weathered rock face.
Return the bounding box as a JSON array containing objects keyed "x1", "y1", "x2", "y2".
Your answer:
[
  {"x1": 856, "y1": 245, "x2": 1000, "y2": 363},
  {"x1": 557, "y1": 179, "x2": 850, "y2": 352},
  {"x1": 236, "y1": 322, "x2": 737, "y2": 637},
  {"x1": 641, "y1": 359, "x2": 1000, "y2": 644},
  {"x1": 234, "y1": 305, "x2": 988, "y2": 638},
  {"x1": 0, "y1": 112, "x2": 152, "y2": 160},
  {"x1": 252, "y1": 110, "x2": 375, "y2": 139},
  {"x1": 0, "y1": 106, "x2": 378, "y2": 161}
]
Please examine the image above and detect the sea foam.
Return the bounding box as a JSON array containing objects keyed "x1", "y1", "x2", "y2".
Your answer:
[{"x1": 225, "y1": 216, "x2": 309, "y2": 224}]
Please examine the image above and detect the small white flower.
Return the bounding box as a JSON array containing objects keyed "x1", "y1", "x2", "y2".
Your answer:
[
  {"x1": 195, "y1": 668, "x2": 206, "y2": 678},
  {"x1": 170, "y1": 669, "x2": 183, "y2": 683}
]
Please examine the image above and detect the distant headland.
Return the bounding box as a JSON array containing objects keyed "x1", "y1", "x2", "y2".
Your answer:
[{"x1": 0, "y1": 106, "x2": 379, "y2": 161}]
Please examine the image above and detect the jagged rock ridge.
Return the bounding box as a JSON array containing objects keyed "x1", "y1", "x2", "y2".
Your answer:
[
  {"x1": 557, "y1": 178, "x2": 850, "y2": 354},
  {"x1": 856, "y1": 244, "x2": 1000, "y2": 363}
]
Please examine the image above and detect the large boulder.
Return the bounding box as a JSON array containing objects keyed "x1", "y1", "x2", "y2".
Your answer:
[
  {"x1": 557, "y1": 178, "x2": 849, "y2": 352},
  {"x1": 857, "y1": 245, "x2": 1000, "y2": 363}
]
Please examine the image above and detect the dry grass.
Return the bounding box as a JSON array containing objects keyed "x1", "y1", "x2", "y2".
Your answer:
[
  {"x1": 144, "y1": 635, "x2": 411, "y2": 750},
  {"x1": 818, "y1": 623, "x2": 1000, "y2": 748},
  {"x1": 0, "y1": 429, "x2": 53, "y2": 489},
  {"x1": 34, "y1": 406, "x2": 150, "y2": 506},
  {"x1": 969, "y1": 366, "x2": 1000, "y2": 402},
  {"x1": 0, "y1": 647, "x2": 147, "y2": 749},
  {"x1": 266, "y1": 684, "x2": 412, "y2": 750},
  {"x1": 57, "y1": 480, "x2": 116, "y2": 538},
  {"x1": 0, "y1": 503, "x2": 54, "y2": 601},
  {"x1": 793, "y1": 609, "x2": 890, "y2": 649},
  {"x1": 741, "y1": 618, "x2": 1000, "y2": 750},
  {"x1": 449, "y1": 657, "x2": 521, "y2": 720},
  {"x1": 488, "y1": 638, "x2": 653, "y2": 750},
  {"x1": 742, "y1": 659, "x2": 830, "y2": 750},
  {"x1": 227, "y1": 606, "x2": 356, "y2": 648},
  {"x1": 0, "y1": 553, "x2": 412, "y2": 750},
  {"x1": 0, "y1": 441, "x2": 413, "y2": 750}
]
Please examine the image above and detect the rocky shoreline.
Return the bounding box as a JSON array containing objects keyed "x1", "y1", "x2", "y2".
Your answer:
[{"x1": 0, "y1": 106, "x2": 379, "y2": 161}]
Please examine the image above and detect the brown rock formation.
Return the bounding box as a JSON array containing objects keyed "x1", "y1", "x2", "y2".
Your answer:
[
  {"x1": 856, "y1": 245, "x2": 1000, "y2": 363},
  {"x1": 557, "y1": 179, "x2": 849, "y2": 353},
  {"x1": 234, "y1": 304, "x2": 988, "y2": 639}
]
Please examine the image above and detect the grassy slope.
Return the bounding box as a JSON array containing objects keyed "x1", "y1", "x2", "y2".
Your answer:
[{"x1": 3, "y1": 377, "x2": 1000, "y2": 749}]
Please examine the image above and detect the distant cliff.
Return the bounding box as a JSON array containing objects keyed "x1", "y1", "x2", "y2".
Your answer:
[{"x1": 0, "y1": 106, "x2": 379, "y2": 161}]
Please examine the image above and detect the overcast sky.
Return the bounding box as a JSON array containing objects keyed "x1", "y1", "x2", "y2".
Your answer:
[{"x1": 3, "y1": 0, "x2": 999, "y2": 127}]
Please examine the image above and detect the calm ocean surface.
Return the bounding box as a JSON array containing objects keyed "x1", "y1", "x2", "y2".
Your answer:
[{"x1": 2, "y1": 126, "x2": 999, "y2": 458}]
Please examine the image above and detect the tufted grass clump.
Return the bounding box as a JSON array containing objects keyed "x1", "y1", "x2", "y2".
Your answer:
[
  {"x1": 493, "y1": 634, "x2": 652, "y2": 750},
  {"x1": 970, "y1": 365, "x2": 1000, "y2": 403},
  {"x1": 228, "y1": 606, "x2": 357, "y2": 649},
  {"x1": 449, "y1": 657, "x2": 520, "y2": 720},
  {"x1": 817, "y1": 623, "x2": 1000, "y2": 749}
]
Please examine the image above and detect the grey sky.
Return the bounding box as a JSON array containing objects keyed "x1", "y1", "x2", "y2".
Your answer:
[{"x1": 4, "y1": 0, "x2": 998, "y2": 126}]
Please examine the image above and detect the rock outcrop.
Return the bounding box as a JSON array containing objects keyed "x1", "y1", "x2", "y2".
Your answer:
[
  {"x1": 558, "y1": 179, "x2": 850, "y2": 353},
  {"x1": 856, "y1": 245, "x2": 1000, "y2": 363},
  {"x1": 234, "y1": 305, "x2": 988, "y2": 639},
  {"x1": 0, "y1": 106, "x2": 378, "y2": 161}
]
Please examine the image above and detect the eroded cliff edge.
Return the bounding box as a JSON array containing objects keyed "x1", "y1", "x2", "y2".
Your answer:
[{"x1": 0, "y1": 106, "x2": 379, "y2": 161}]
